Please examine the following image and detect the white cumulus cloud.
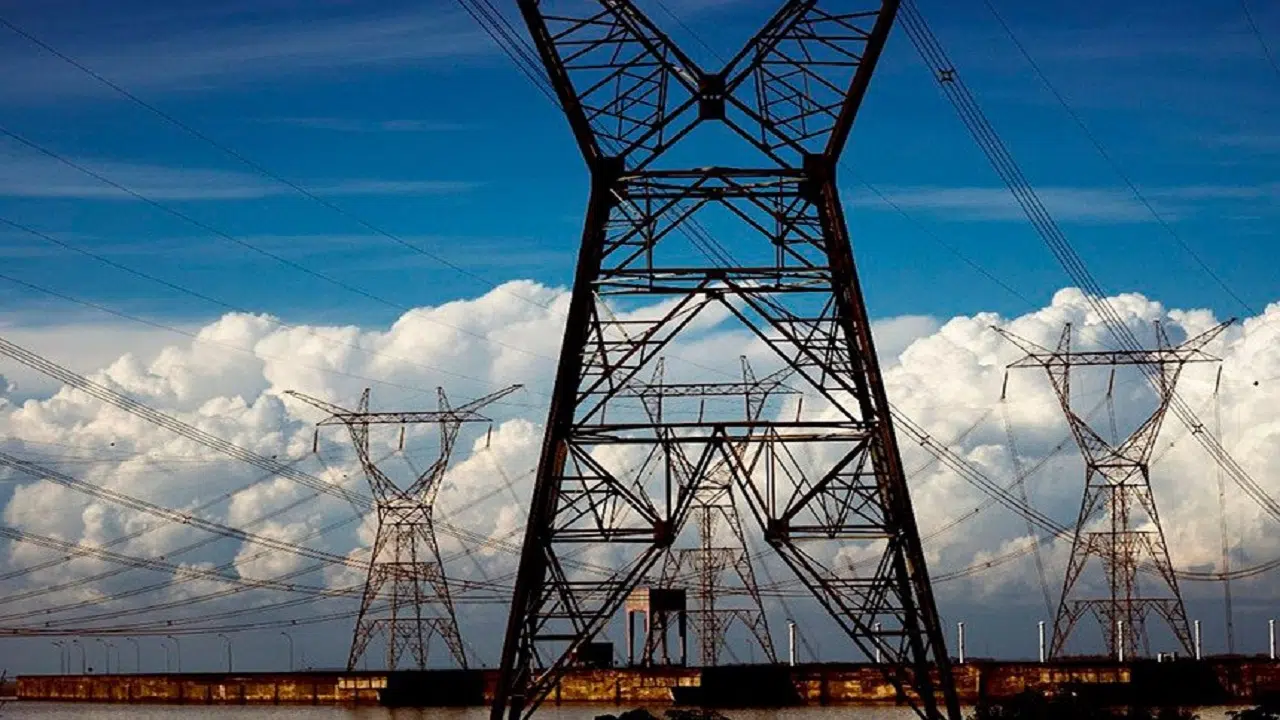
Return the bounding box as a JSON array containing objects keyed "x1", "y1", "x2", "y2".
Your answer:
[{"x1": 0, "y1": 281, "x2": 1276, "y2": 667}]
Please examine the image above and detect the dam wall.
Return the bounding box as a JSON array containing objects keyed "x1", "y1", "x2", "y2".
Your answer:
[{"x1": 16, "y1": 657, "x2": 1280, "y2": 707}]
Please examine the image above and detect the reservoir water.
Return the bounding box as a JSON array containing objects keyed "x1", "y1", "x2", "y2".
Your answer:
[{"x1": 0, "y1": 705, "x2": 1253, "y2": 719}]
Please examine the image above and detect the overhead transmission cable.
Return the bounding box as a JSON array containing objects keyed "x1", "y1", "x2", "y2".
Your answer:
[
  {"x1": 0, "y1": 13, "x2": 555, "y2": 314},
  {"x1": 0, "y1": 334, "x2": 373, "y2": 511},
  {"x1": 3, "y1": 486, "x2": 519, "y2": 629},
  {"x1": 1238, "y1": 0, "x2": 1280, "y2": 82},
  {"x1": 0, "y1": 453, "x2": 315, "y2": 584},
  {"x1": 898, "y1": 1, "x2": 1280, "y2": 545},
  {"x1": 0, "y1": 488, "x2": 337, "y2": 614},
  {"x1": 0, "y1": 450, "x2": 363, "y2": 578},
  {"x1": 0, "y1": 7, "x2": 736, "y2": 407},
  {"x1": 0, "y1": 123, "x2": 554, "y2": 367},
  {"x1": 979, "y1": 0, "x2": 1254, "y2": 315},
  {"x1": 2, "y1": 456, "x2": 569, "y2": 624},
  {"x1": 0, "y1": 216, "x2": 542, "y2": 407},
  {"x1": 0, "y1": 340, "x2": 526, "y2": 619},
  {"x1": 2, "y1": 604, "x2": 376, "y2": 638}
]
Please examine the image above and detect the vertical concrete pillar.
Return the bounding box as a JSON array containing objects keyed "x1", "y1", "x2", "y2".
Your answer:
[
  {"x1": 1038, "y1": 621, "x2": 1046, "y2": 663},
  {"x1": 788, "y1": 621, "x2": 797, "y2": 666},
  {"x1": 958, "y1": 622, "x2": 966, "y2": 664},
  {"x1": 1117, "y1": 620, "x2": 1126, "y2": 663},
  {"x1": 643, "y1": 610, "x2": 651, "y2": 666},
  {"x1": 679, "y1": 609, "x2": 688, "y2": 667},
  {"x1": 873, "y1": 622, "x2": 882, "y2": 664},
  {"x1": 627, "y1": 611, "x2": 635, "y2": 667},
  {"x1": 1269, "y1": 619, "x2": 1276, "y2": 660},
  {"x1": 1194, "y1": 620, "x2": 1202, "y2": 660}
]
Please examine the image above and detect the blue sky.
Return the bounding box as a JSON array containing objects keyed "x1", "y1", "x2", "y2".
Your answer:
[
  {"x1": 0, "y1": 0, "x2": 1275, "y2": 331},
  {"x1": 0, "y1": 0, "x2": 1277, "y2": 670}
]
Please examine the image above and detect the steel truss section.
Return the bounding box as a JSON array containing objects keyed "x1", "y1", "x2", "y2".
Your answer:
[
  {"x1": 494, "y1": 1, "x2": 960, "y2": 719},
  {"x1": 288, "y1": 385, "x2": 521, "y2": 670},
  {"x1": 649, "y1": 358, "x2": 788, "y2": 667},
  {"x1": 997, "y1": 321, "x2": 1231, "y2": 660}
]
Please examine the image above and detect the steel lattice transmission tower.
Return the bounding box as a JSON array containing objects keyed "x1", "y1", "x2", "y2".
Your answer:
[
  {"x1": 997, "y1": 321, "x2": 1231, "y2": 660},
  {"x1": 288, "y1": 385, "x2": 521, "y2": 671},
  {"x1": 491, "y1": 0, "x2": 961, "y2": 718},
  {"x1": 651, "y1": 358, "x2": 787, "y2": 667}
]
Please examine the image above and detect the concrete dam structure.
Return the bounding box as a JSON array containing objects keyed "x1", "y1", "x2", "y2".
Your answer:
[{"x1": 16, "y1": 658, "x2": 1280, "y2": 708}]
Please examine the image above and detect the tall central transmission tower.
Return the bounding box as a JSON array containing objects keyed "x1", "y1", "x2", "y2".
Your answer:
[
  {"x1": 491, "y1": 1, "x2": 961, "y2": 719},
  {"x1": 997, "y1": 321, "x2": 1230, "y2": 660},
  {"x1": 288, "y1": 385, "x2": 520, "y2": 670}
]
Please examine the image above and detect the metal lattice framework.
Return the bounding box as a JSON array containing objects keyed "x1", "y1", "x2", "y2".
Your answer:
[
  {"x1": 651, "y1": 358, "x2": 788, "y2": 667},
  {"x1": 493, "y1": 1, "x2": 960, "y2": 719},
  {"x1": 997, "y1": 321, "x2": 1231, "y2": 660},
  {"x1": 287, "y1": 385, "x2": 521, "y2": 670}
]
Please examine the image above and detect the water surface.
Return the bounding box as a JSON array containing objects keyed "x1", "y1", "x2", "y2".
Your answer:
[{"x1": 0, "y1": 704, "x2": 1251, "y2": 719}]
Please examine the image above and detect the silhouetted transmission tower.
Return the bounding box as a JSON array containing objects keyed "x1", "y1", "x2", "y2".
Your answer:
[
  {"x1": 288, "y1": 385, "x2": 521, "y2": 670},
  {"x1": 491, "y1": 1, "x2": 960, "y2": 719},
  {"x1": 650, "y1": 358, "x2": 788, "y2": 667},
  {"x1": 997, "y1": 321, "x2": 1231, "y2": 660}
]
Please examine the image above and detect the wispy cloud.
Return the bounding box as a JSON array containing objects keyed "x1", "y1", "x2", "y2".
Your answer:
[
  {"x1": 1207, "y1": 133, "x2": 1280, "y2": 152},
  {"x1": 852, "y1": 183, "x2": 1280, "y2": 223},
  {"x1": 0, "y1": 232, "x2": 563, "y2": 270},
  {"x1": 0, "y1": 151, "x2": 478, "y2": 201},
  {"x1": 0, "y1": 6, "x2": 495, "y2": 100},
  {"x1": 261, "y1": 117, "x2": 472, "y2": 133},
  {"x1": 1146, "y1": 183, "x2": 1280, "y2": 201},
  {"x1": 851, "y1": 185, "x2": 1152, "y2": 223}
]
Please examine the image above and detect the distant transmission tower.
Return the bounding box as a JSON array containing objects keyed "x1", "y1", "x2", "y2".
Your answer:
[
  {"x1": 491, "y1": 0, "x2": 961, "y2": 718},
  {"x1": 287, "y1": 385, "x2": 520, "y2": 670},
  {"x1": 997, "y1": 321, "x2": 1230, "y2": 660},
  {"x1": 648, "y1": 358, "x2": 787, "y2": 667}
]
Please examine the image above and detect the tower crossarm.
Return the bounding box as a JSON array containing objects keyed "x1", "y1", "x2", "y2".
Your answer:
[
  {"x1": 1007, "y1": 348, "x2": 1222, "y2": 368},
  {"x1": 517, "y1": 0, "x2": 704, "y2": 167},
  {"x1": 452, "y1": 383, "x2": 526, "y2": 415},
  {"x1": 285, "y1": 385, "x2": 520, "y2": 426},
  {"x1": 619, "y1": 377, "x2": 800, "y2": 399},
  {"x1": 720, "y1": 0, "x2": 901, "y2": 161},
  {"x1": 312, "y1": 411, "x2": 489, "y2": 426},
  {"x1": 519, "y1": 0, "x2": 900, "y2": 168},
  {"x1": 996, "y1": 320, "x2": 1232, "y2": 369}
]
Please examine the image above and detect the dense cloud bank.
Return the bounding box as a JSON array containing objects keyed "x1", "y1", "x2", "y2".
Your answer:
[{"x1": 0, "y1": 282, "x2": 1277, "y2": 668}]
